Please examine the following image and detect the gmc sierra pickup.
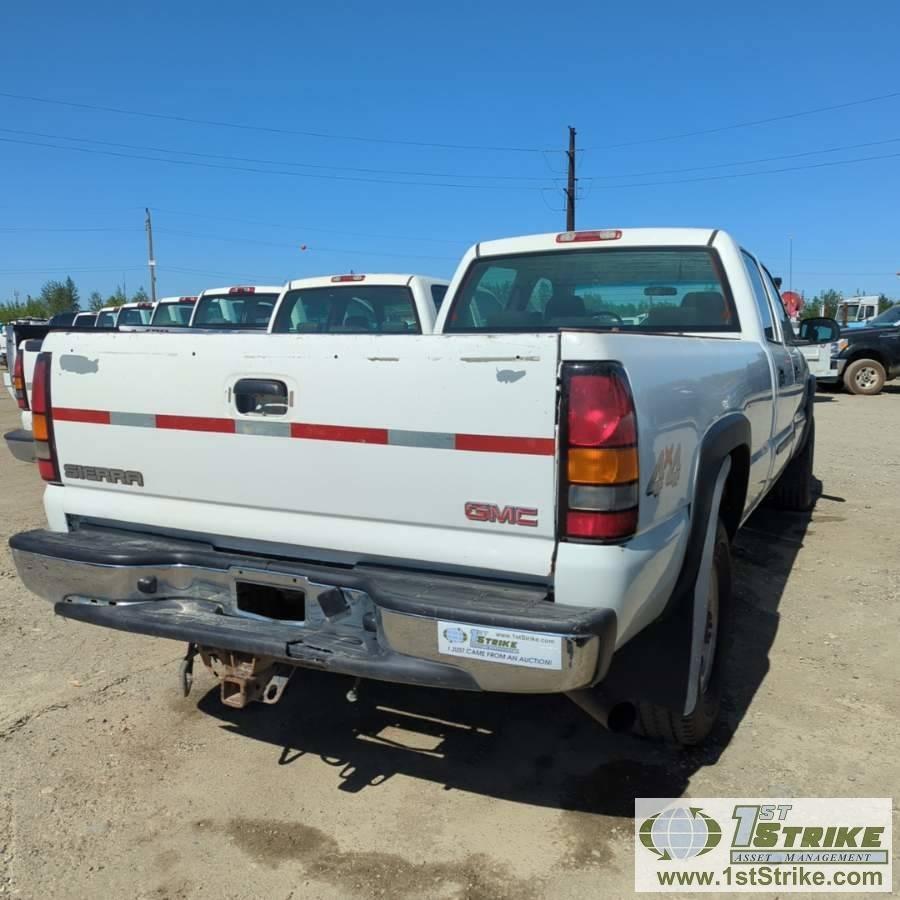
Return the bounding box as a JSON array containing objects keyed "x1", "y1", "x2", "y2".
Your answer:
[{"x1": 9, "y1": 228, "x2": 836, "y2": 745}]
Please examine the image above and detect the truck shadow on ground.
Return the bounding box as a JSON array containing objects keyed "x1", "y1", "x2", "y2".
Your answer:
[{"x1": 198, "y1": 485, "x2": 834, "y2": 818}]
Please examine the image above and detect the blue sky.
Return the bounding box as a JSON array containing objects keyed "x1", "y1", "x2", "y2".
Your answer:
[{"x1": 1, "y1": 0, "x2": 898, "y2": 304}]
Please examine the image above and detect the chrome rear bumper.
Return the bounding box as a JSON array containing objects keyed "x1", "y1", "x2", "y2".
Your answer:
[{"x1": 11, "y1": 527, "x2": 616, "y2": 694}]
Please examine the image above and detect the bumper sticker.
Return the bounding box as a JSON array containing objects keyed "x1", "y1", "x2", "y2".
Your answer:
[{"x1": 437, "y1": 620, "x2": 562, "y2": 670}]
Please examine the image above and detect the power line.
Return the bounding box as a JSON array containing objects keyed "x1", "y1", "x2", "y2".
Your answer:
[
  {"x1": 157, "y1": 228, "x2": 459, "y2": 261},
  {"x1": 581, "y1": 148, "x2": 900, "y2": 190},
  {"x1": 584, "y1": 89, "x2": 900, "y2": 150},
  {"x1": 0, "y1": 90, "x2": 550, "y2": 153},
  {"x1": 580, "y1": 134, "x2": 900, "y2": 180},
  {"x1": 0, "y1": 225, "x2": 141, "y2": 233},
  {"x1": 0, "y1": 135, "x2": 548, "y2": 191},
  {"x1": 150, "y1": 207, "x2": 471, "y2": 245},
  {"x1": 0, "y1": 127, "x2": 552, "y2": 182},
  {"x1": 0, "y1": 265, "x2": 146, "y2": 274}
]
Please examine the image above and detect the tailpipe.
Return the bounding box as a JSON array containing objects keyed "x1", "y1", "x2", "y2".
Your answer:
[{"x1": 565, "y1": 687, "x2": 636, "y2": 734}]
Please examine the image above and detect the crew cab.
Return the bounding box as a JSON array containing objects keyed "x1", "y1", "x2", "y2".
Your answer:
[
  {"x1": 189, "y1": 285, "x2": 283, "y2": 329},
  {"x1": 9, "y1": 229, "x2": 834, "y2": 745}
]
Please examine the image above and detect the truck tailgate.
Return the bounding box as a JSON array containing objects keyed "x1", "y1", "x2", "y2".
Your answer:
[{"x1": 42, "y1": 332, "x2": 561, "y2": 577}]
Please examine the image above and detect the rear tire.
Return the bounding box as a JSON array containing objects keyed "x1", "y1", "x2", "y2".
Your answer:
[
  {"x1": 770, "y1": 418, "x2": 816, "y2": 511},
  {"x1": 844, "y1": 358, "x2": 885, "y2": 395},
  {"x1": 636, "y1": 520, "x2": 731, "y2": 746}
]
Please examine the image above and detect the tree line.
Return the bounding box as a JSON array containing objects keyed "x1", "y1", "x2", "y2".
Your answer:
[{"x1": 0, "y1": 277, "x2": 149, "y2": 323}]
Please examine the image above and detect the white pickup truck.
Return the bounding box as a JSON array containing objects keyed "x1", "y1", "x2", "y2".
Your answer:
[{"x1": 9, "y1": 229, "x2": 834, "y2": 745}]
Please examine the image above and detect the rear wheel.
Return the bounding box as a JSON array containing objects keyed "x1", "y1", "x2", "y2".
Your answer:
[
  {"x1": 636, "y1": 519, "x2": 731, "y2": 746},
  {"x1": 844, "y1": 358, "x2": 885, "y2": 395},
  {"x1": 770, "y1": 418, "x2": 816, "y2": 511}
]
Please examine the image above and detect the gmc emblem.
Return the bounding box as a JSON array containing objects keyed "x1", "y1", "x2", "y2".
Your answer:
[{"x1": 465, "y1": 502, "x2": 538, "y2": 528}]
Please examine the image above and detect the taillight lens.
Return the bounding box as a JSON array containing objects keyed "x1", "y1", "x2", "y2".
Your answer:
[
  {"x1": 561, "y1": 363, "x2": 638, "y2": 542},
  {"x1": 13, "y1": 351, "x2": 28, "y2": 410},
  {"x1": 32, "y1": 352, "x2": 60, "y2": 483}
]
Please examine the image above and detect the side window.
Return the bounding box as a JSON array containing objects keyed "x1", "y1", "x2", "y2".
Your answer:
[
  {"x1": 742, "y1": 252, "x2": 777, "y2": 342},
  {"x1": 761, "y1": 267, "x2": 796, "y2": 342}
]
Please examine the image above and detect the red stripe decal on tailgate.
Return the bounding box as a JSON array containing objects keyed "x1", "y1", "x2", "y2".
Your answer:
[
  {"x1": 53, "y1": 407, "x2": 111, "y2": 424},
  {"x1": 454, "y1": 434, "x2": 555, "y2": 456},
  {"x1": 156, "y1": 414, "x2": 235, "y2": 433},
  {"x1": 291, "y1": 423, "x2": 389, "y2": 444}
]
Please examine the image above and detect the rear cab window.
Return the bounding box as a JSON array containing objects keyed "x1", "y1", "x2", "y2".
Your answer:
[
  {"x1": 444, "y1": 248, "x2": 738, "y2": 333},
  {"x1": 117, "y1": 306, "x2": 154, "y2": 326},
  {"x1": 151, "y1": 301, "x2": 195, "y2": 327},
  {"x1": 193, "y1": 293, "x2": 278, "y2": 329},
  {"x1": 96, "y1": 310, "x2": 117, "y2": 327},
  {"x1": 271, "y1": 285, "x2": 421, "y2": 334}
]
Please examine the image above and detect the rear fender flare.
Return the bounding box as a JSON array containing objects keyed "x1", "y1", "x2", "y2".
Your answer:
[{"x1": 599, "y1": 413, "x2": 750, "y2": 712}]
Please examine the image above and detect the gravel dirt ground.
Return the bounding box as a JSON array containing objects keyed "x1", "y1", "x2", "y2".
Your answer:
[{"x1": 0, "y1": 385, "x2": 897, "y2": 899}]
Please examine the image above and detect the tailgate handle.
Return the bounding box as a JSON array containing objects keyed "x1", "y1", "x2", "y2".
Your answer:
[{"x1": 234, "y1": 379, "x2": 288, "y2": 416}]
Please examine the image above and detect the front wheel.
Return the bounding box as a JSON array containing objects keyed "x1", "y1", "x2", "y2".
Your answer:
[
  {"x1": 636, "y1": 519, "x2": 732, "y2": 746},
  {"x1": 844, "y1": 358, "x2": 886, "y2": 395}
]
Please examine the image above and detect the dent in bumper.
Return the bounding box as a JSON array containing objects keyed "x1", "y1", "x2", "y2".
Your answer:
[{"x1": 11, "y1": 529, "x2": 615, "y2": 694}]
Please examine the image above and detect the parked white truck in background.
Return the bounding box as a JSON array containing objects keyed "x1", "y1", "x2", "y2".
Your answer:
[
  {"x1": 148, "y1": 296, "x2": 197, "y2": 327},
  {"x1": 10, "y1": 229, "x2": 835, "y2": 745},
  {"x1": 189, "y1": 285, "x2": 284, "y2": 329}
]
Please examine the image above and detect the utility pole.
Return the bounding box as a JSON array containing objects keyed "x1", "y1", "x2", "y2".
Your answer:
[
  {"x1": 788, "y1": 235, "x2": 793, "y2": 294},
  {"x1": 145, "y1": 207, "x2": 157, "y2": 303},
  {"x1": 565, "y1": 126, "x2": 577, "y2": 231}
]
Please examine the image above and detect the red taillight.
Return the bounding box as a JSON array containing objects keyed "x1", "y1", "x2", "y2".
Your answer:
[
  {"x1": 556, "y1": 230, "x2": 622, "y2": 243},
  {"x1": 178, "y1": 296, "x2": 197, "y2": 303},
  {"x1": 32, "y1": 352, "x2": 60, "y2": 483},
  {"x1": 13, "y1": 351, "x2": 27, "y2": 410},
  {"x1": 228, "y1": 286, "x2": 256, "y2": 295},
  {"x1": 137, "y1": 303, "x2": 154, "y2": 309},
  {"x1": 561, "y1": 363, "x2": 638, "y2": 543},
  {"x1": 331, "y1": 274, "x2": 365, "y2": 282},
  {"x1": 568, "y1": 374, "x2": 636, "y2": 447},
  {"x1": 566, "y1": 509, "x2": 638, "y2": 539}
]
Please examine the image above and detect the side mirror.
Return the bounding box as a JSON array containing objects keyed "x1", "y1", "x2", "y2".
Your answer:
[{"x1": 797, "y1": 317, "x2": 840, "y2": 344}]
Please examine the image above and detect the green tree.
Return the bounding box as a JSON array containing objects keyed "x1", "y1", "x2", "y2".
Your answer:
[
  {"x1": 39, "y1": 276, "x2": 80, "y2": 315},
  {"x1": 130, "y1": 286, "x2": 149, "y2": 303},
  {"x1": 801, "y1": 288, "x2": 843, "y2": 320},
  {"x1": 878, "y1": 294, "x2": 894, "y2": 313},
  {"x1": 88, "y1": 291, "x2": 104, "y2": 311},
  {"x1": 105, "y1": 286, "x2": 127, "y2": 308}
]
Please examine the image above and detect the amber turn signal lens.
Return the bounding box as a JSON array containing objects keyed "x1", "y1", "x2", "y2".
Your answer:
[
  {"x1": 568, "y1": 447, "x2": 638, "y2": 485},
  {"x1": 32, "y1": 413, "x2": 49, "y2": 442}
]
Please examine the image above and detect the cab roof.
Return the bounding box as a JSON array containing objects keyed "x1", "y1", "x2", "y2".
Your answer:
[
  {"x1": 283, "y1": 274, "x2": 448, "y2": 292},
  {"x1": 473, "y1": 228, "x2": 719, "y2": 258},
  {"x1": 198, "y1": 285, "x2": 283, "y2": 297}
]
